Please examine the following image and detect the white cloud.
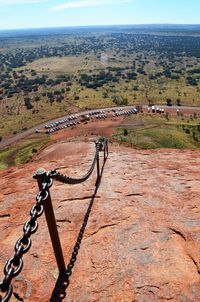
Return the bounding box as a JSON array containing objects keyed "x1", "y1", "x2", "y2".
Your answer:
[
  {"x1": 49, "y1": 0, "x2": 132, "y2": 12},
  {"x1": 0, "y1": 0, "x2": 48, "y2": 5}
]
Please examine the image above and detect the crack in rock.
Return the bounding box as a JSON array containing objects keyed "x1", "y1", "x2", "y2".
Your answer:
[
  {"x1": 89, "y1": 223, "x2": 118, "y2": 236},
  {"x1": 187, "y1": 254, "x2": 200, "y2": 274},
  {"x1": 151, "y1": 230, "x2": 163, "y2": 233},
  {"x1": 3, "y1": 191, "x2": 18, "y2": 196},
  {"x1": 60, "y1": 196, "x2": 100, "y2": 202},
  {"x1": 126, "y1": 193, "x2": 143, "y2": 197},
  {"x1": 136, "y1": 284, "x2": 160, "y2": 290},
  {"x1": 56, "y1": 219, "x2": 71, "y2": 223},
  {"x1": 136, "y1": 285, "x2": 174, "y2": 300},
  {"x1": 0, "y1": 214, "x2": 10, "y2": 218},
  {"x1": 168, "y1": 227, "x2": 187, "y2": 241}
]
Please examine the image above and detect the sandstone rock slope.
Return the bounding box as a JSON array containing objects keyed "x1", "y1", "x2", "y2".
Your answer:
[{"x1": 0, "y1": 141, "x2": 200, "y2": 301}]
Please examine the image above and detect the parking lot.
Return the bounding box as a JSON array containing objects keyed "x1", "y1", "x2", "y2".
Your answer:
[{"x1": 40, "y1": 107, "x2": 139, "y2": 135}]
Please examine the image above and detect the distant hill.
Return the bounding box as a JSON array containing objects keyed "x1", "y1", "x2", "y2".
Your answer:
[{"x1": 0, "y1": 24, "x2": 200, "y2": 38}]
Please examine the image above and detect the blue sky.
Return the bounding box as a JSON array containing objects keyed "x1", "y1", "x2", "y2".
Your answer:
[{"x1": 0, "y1": 0, "x2": 199, "y2": 30}]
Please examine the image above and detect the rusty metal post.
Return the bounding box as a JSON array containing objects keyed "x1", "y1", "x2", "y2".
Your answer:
[
  {"x1": 95, "y1": 142, "x2": 100, "y2": 187},
  {"x1": 96, "y1": 147, "x2": 100, "y2": 180},
  {"x1": 106, "y1": 141, "x2": 108, "y2": 158},
  {"x1": 103, "y1": 142, "x2": 106, "y2": 161},
  {"x1": 34, "y1": 168, "x2": 66, "y2": 275}
]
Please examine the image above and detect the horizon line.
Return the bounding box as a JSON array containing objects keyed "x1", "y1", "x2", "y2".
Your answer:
[{"x1": 0, "y1": 23, "x2": 200, "y2": 32}]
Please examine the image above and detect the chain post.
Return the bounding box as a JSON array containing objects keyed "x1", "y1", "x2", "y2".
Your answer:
[
  {"x1": 106, "y1": 140, "x2": 108, "y2": 158},
  {"x1": 95, "y1": 143, "x2": 100, "y2": 182},
  {"x1": 34, "y1": 168, "x2": 66, "y2": 275},
  {"x1": 103, "y1": 142, "x2": 106, "y2": 161}
]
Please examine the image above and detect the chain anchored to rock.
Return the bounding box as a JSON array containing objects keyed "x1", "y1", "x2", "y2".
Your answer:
[{"x1": 0, "y1": 137, "x2": 108, "y2": 302}]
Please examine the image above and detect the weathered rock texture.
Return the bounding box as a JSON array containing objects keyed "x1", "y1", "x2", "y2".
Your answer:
[{"x1": 0, "y1": 140, "x2": 200, "y2": 301}]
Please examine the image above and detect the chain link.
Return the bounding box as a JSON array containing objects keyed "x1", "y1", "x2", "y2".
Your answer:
[{"x1": 0, "y1": 176, "x2": 52, "y2": 302}]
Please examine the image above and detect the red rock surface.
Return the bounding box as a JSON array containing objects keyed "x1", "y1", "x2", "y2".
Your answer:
[{"x1": 0, "y1": 139, "x2": 200, "y2": 301}]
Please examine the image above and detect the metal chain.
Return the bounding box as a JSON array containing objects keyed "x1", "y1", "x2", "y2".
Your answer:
[
  {"x1": 50, "y1": 138, "x2": 108, "y2": 185},
  {"x1": 50, "y1": 147, "x2": 98, "y2": 184},
  {"x1": 0, "y1": 175, "x2": 52, "y2": 302},
  {"x1": 0, "y1": 138, "x2": 108, "y2": 302}
]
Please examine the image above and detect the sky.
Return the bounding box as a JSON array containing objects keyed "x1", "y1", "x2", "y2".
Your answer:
[{"x1": 0, "y1": 0, "x2": 199, "y2": 30}]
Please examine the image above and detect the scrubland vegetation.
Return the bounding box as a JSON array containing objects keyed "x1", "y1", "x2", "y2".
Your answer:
[
  {"x1": 113, "y1": 113, "x2": 200, "y2": 149},
  {"x1": 0, "y1": 25, "x2": 200, "y2": 138},
  {"x1": 0, "y1": 136, "x2": 49, "y2": 169}
]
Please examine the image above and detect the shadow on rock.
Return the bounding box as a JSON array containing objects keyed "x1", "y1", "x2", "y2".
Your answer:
[{"x1": 50, "y1": 157, "x2": 107, "y2": 302}]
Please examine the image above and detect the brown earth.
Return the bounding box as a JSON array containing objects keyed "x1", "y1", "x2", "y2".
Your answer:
[
  {"x1": 50, "y1": 117, "x2": 124, "y2": 143},
  {"x1": 0, "y1": 129, "x2": 200, "y2": 301}
]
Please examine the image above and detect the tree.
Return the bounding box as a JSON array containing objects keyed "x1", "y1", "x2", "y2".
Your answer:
[
  {"x1": 123, "y1": 129, "x2": 128, "y2": 136},
  {"x1": 24, "y1": 97, "x2": 33, "y2": 110},
  {"x1": 166, "y1": 98, "x2": 172, "y2": 106},
  {"x1": 34, "y1": 96, "x2": 40, "y2": 102}
]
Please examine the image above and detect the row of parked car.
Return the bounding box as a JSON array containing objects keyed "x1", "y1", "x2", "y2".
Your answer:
[
  {"x1": 148, "y1": 106, "x2": 165, "y2": 114},
  {"x1": 113, "y1": 108, "x2": 138, "y2": 116},
  {"x1": 88, "y1": 110, "x2": 107, "y2": 119},
  {"x1": 44, "y1": 115, "x2": 77, "y2": 129},
  {"x1": 88, "y1": 110, "x2": 106, "y2": 116},
  {"x1": 45, "y1": 120, "x2": 81, "y2": 134}
]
